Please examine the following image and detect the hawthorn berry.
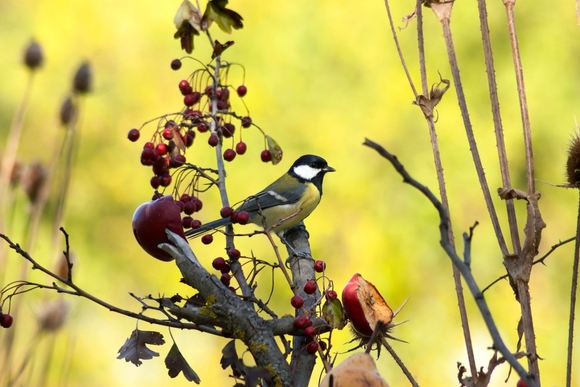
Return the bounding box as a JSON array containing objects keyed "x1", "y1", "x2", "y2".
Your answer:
[
  {"x1": 304, "y1": 281, "x2": 317, "y2": 294},
  {"x1": 224, "y1": 149, "x2": 236, "y2": 162},
  {"x1": 182, "y1": 216, "x2": 193, "y2": 228},
  {"x1": 230, "y1": 210, "x2": 240, "y2": 223},
  {"x1": 241, "y1": 116, "x2": 252, "y2": 128},
  {"x1": 150, "y1": 176, "x2": 161, "y2": 189},
  {"x1": 237, "y1": 85, "x2": 247, "y2": 97},
  {"x1": 216, "y1": 100, "x2": 229, "y2": 110},
  {"x1": 1, "y1": 314, "x2": 14, "y2": 328},
  {"x1": 261, "y1": 150, "x2": 272, "y2": 162},
  {"x1": 175, "y1": 201, "x2": 185, "y2": 212},
  {"x1": 142, "y1": 148, "x2": 155, "y2": 160},
  {"x1": 178, "y1": 80, "x2": 190, "y2": 92},
  {"x1": 220, "y1": 206, "x2": 233, "y2": 218},
  {"x1": 294, "y1": 315, "x2": 308, "y2": 329},
  {"x1": 185, "y1": 132, "x2": 195, "y2": 147},
  {"x1": 219, "y1": 88, "x2": 230, "y2": 101},
  {"x1": 236, "y1": 142, "x2": 247, "y2": 155},
  {"x1": 156, "y1": 143, "x2": 168, "y2": 155},
  {"x1": 212, "y1": 257, "x2": 228, "y2": 271},
  {"x1": 172, "y1": 154, "x2": 186, "y2": 167},
  {"x1": 306, "y1": 342, "x2": 318, "y2": 354},
  {"x1": 326, "y1": 290, "x2": 338, "y2": 300},
  {"x1": 208, "y1": 134, "x2": 219, "y2": 147},
  {"x1": 192, "y1": 197, "x2": 203, "y2": 211},
  {"x1": 201, "y1": 234, "x2": 213, "y2": 245},
  {"x1": 220, "y1": 273, "x2": 231, "y2": 287},
  {"x1": 304, "y1": 326, "x2": 315, "y2": 337},
  {"x1": 180, "y1": 193, "x2": 191, "y2": 202},
  {"x1": 237, "y1": 211, "x2": 250, "y2": 225},
  {"x1": 314, "y1": 260, "x2": 326, "y2": 273},
  {"x1": 127, "y1": 128, "x2": 140, "y2": 142},
  {"x1": 291, "y1": 295, "x2": 304, "y2": 309},
  {"x1": 144, "y1": 141, "x2": 155, "y2": 150},
  {"x1": 184, "y1": 93, "x2": 198, "y2": 106},
  {"x1": 184, "y1": 201, "x2": 197, "y2": 215},
  {"x1": 171, "y1": 59, "x2": 182, "y2": 70},
  {"x1": 191, "y1": 219, "x2": 202, "y2": 229},
  {"x1": 228, "y1": 248, "x2": 241, "y2": 259},
  {"x1": 160, "y1": 174, "x2": 172, "y2": 187},
  {"x1": 517, "y1": 380, "x2": 528, "y2": 387},
  {"x1": 162, "y1": 128, "x2": 174, "y2": 140},
  {"x1": 222, "y1": 123, "x2": 235, "y2": 138}
]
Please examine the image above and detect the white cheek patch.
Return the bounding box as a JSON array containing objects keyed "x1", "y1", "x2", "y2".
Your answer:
[
  {"x1": 293, "y1": 165, "x2": 320, "y2": 181},
  {"x1": 267, "y1": 190, "x2": 289, "y2": 202}
]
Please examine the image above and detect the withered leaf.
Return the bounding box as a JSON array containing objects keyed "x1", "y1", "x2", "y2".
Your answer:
[
  {"x1": 400, "y1": 7, "x2": 417, "y2": 30},
  {"x1": 497, "y1": 187, "x2": 527, "y2": 200},
  {"x1": 212, "y1": 40, "x2": 235, "y2": 59},
  {"x1": 413, "y1": 73, "x2": 450, "y2": 119},
  {"x1": 186, "y1": 293, "x2": 206, "y2": 307},
  {"x1": 165, "y1": 342, "x2": 201, "y2": 383},
  {"x1": 220, "y1": 340, "x2": 244, "y2": 377},
  {"x1": 246, "y1": 367, "x2": 273, "y2": 386},
  {"x1": 265, "y1": 135, "x2": 283, "y2": 165},
  {"x1": 117, "y1": 329, "x2": 165, "y2": 366},
  {"x1": 201, "y1": 0, "x2": 243, "y2": 34},
  {"x1": 174, "y1": 22, "x2": 200, "y2": 54}
]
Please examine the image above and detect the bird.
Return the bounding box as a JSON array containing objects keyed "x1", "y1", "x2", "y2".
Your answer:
[{"x1": 184, "y1": 154, "x2": 335, "y2": 238}]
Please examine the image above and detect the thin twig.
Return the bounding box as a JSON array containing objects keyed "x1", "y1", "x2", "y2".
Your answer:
[
  {"x1": 363, "y1": 138, "x2": 537, "y2": 387},
  {"x1": 566, "y1": 193, "x2": 580, "y2": 387}
]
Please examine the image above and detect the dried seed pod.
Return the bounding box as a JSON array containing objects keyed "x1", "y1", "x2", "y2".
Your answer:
[
  {"x1": 60, "y1": 95, "x2": 76, "y2": 125},
  {"x1": 566, "y1": 133, "x2": 580, "y2": 187},
  {"x1": 73, "y1": 62, "x2": 92, "y2": 94},
  {"x1": 21, "y1": 161, "x2": 47, "y2": 204},
  {"x1": 23, "y1": 39, "x2": 44, "y2": 69}
]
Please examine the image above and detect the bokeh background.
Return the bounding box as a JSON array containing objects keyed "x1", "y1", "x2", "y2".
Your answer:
[{"x1": 1, "y1": 0, "x2": 579, "y2": 386}]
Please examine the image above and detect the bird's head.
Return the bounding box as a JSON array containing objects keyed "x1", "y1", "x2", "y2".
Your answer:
[{"x1": 289, "y1": 155, "x2": 335, "y2": 186}]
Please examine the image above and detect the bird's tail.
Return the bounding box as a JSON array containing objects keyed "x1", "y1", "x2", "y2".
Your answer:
[{"x1": 184, "y1": 218, "x2": 231, "y2": 238}]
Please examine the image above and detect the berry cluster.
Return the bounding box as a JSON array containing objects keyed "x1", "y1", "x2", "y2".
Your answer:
[
  {"x1": 211, "y1": 248, "x2": 242, "y2": 291},
  {"x1": 174, "y1": 193, "x2": 204, "y2": 230},
  {"x1": 289, "y1": 260, "x2": 337, "y2": 356}
]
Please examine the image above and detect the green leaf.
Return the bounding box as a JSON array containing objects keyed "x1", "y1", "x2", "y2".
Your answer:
[
  {"x1": 322, "y1": 298, "x2": 346, "y2": 330},
  {"x1": 265, "y1": 135, "x2": 283, "y2": 165},
  {"x1": 165, "y1": 342, "x2": 201, "y2": 383},
  {"x1": 201, "y1": 0, "x2": 243, "y2": 34}
]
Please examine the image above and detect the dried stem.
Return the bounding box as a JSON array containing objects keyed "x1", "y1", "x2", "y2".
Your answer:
[
  {"x1": 380, "y1": 337, "x2": 418, "y2": 387},
  {"x1": 363, "y1": 138, "x2": 537, "y2": 387},
  {"x1": 566, "y1": 192, "x2": 580, "y2": 387},
  {"x1": 476, "y1": 0, "x2": 521, "y2": 254}
]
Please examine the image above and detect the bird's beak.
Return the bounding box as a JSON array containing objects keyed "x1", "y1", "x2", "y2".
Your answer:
[{"x1": 323, "y1": 166, "x2": 336, "y2": 173}]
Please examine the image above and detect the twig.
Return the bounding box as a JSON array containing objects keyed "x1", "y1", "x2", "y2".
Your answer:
[
  {"x1": 566, "y1": 193, "x2": 580, "y2": 387},
  {"x1": 380, "y1": 337, "x2": 418, "y2": 387},
  {"x1": 363, "y1": 138, "x2": 537, "y2": 387}
]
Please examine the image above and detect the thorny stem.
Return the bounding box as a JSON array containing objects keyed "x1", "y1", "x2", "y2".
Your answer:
[
  {"x1": 363, "y1": 138, "x2": 537, "y2": 387},
  {"x1": 384, "y1": 0, "x2": 477, "y2": 377},
  {"x1": 436, "y1": 9, "x2": 509, "y2": 258},
  {"x1": 503, "y1": 0, "x2": 535, "y2": 196},
  {"x1": 477, "y1": 0, "x2": 521, "y2": 254},
  {"x1": 566, "y1": 193, "x2": 580, "y2": 387},
  {"x1": 380, "y1": 337, "x2": 418, "y2": 387}
]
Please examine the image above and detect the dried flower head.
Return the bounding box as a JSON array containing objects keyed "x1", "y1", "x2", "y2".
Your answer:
[
  {"x1": 21, "y1": 161, "x2": 47, "y2": 204},
  {"x1": 73, "y1": 62, "x2": 92, "y2": 94},
  {"x1": 37, "y1": 299, "x2": 69, "y2": 332},
  {"x1": 566, "y1": 133, "x2": 580, "y2": 187},
  {"x1": 60, "y1": 95, "x2": 76, "y2": 125},
  {"x1": 23, "y1": 39, "x2": 44, "y2": 70}
]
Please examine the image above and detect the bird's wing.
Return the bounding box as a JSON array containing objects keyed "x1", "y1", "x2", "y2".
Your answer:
[{"x1": 237, "y1": 180, "x2": 306, "y2": 213}]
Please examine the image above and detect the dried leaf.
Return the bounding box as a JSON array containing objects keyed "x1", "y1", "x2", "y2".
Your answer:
[
  {"x1": 322, "y1": 298, "x2": 346, "y2": 330},
  {"x1": 400, "y1": 7, "x2": 417, "y2": 30},
  {"x1": 220, "y1": 340, "x2": 244, "y2": 377},
  {"x1": 201, "y1": 0, "x2": 243, "y2": 34},
  {"x1": 212, "y1": 40, "x2": 235, "y2": 59},
  {"x1": 265, "y1": 135, "x2": 283, "y2": 165},
  {"x1": 174, "y1": 1, "x2": 201, "y2": 54},
  {"x1": 117, "y1": 329, "x2": 165, "y2": 366},
  {"x1": 165, "y1": 342, "x2": 201, "y2": 383},
  {"x1": 497, "y1": 187, "x2": 527, "y2": 200},
  {"x1": 246, "y1": 367, "x2": 273, "y2": 386},
  {"x1": 412, "y1": 73, "x2": 450, "y2": 119}
]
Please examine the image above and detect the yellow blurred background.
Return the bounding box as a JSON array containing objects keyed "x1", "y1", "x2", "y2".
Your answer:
[{"x1": 1, "y1": 0, "x2": 579, "y2": 386}]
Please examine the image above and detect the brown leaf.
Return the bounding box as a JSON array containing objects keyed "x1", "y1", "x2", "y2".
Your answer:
[
  {"x1": 412, "y1": 73, "x2": 450, "y2": 119},
  {"x1": 212, "y1": 40, "x2": 235, "y2": 59},
  {"x1": 497, "y1": 187, "x2": 527, "y2": 200},
  {"x1": 400, "y1": 7, "x2": 417, "y2": 30},
  {"x1": 117, "y1": 329, "x2": 165, "y2": 366},
  {"x1": 165, "y1": 342, "x2": 201, "y2": 383}
]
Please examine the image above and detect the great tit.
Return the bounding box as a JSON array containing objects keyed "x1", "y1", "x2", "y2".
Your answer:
[{"x1": 184, "y1": 154, "x2": 335, "y2": 238}]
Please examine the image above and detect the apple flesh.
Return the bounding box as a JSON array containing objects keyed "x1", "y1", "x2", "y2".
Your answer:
[{"x1": 132, "y1": 195, "x2": 187, "y2": 261}]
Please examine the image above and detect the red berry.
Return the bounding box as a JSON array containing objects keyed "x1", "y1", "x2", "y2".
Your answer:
[
  {"x1": 306, "y1": 342, "x2": 318, "y2": 354},
  {"x1": 326, "y1": 290, "x2": 338, "y2": 300},
  {"x1": 178, "y1": 80, "x2": 190, "y2": 91},
  {"x1": 127, "y1": 128, "x2": 140, "y2": 142},
  {"x1": 171, "y1": 59, "x2": 182, "y2": 70},
  {"x1": 220, "y1": 206, "x2": 233, "y2": 218},
  {"x1": 141, "y1": 148, "x2": 155, "y2": 160},
  {"x1": 212, "y1": 257, "x2": 228, "y2": 271},
  {"x1": 216, "y1": 100, "x2": 229, "y2": 110},
  {"x1": 184, "y1": 92, "x2": 201, "y2": 106},
  {"x1": 205, "y1": 85, "x2": 214, "y2": 96},
  {"x1": 201, "y1": 234, "x2": 213, "y2": 245},
  {"x1": 517, "y1": 380, "x2": 528, "y2": 387},
  {"x1": 184, "y1": 201, "x2": 197, "y2": 215},
  {"x1": 172, "y1": 154, "x2": 186, "y2": 167},
  {"x1": 237, "y1": 211, "x2": 250, "y2": 225},
  {"x1": 236, "y1": 142, "x2": 247, "y2": 155},
  {"x1": 156, "y1": 143, "x2": 168, "y2": 155},
  {"x1": 208, "y1": 134, "x2": 219, "y2": 147},
  {"x1": 185, "y1": 130, "x2": 195, "y2": 147},
  {"x1": 222, "y1": 123, "x2": 235, "y2": 138},
  {"x1": 294, "y1": 315, "x2": 308, "y2": 329},
  {"x1": 197, "y1": 125, "x2": 208, "y2": 133},
  {"x1": 241, "y1": 116, "x2": 252, "y2": 128},
  {"x1": 1, "y1": 314, "x2": 13, "y2": 328},
  {"x1": 304, "y1": 281, "x2": 317, "y2": 294},
  {"x1": 182, "y1": 216, "x2": 193, "y2": 228},
  {"x1": 237, "y1": 85, "x2": 247, "y2": 97},
  {"x1": 306, "y1": 318, "x2": 313, "y2": 327},
  {"x1": 181, "y1": 84, "x2": 193, "y2": 95},
  {"x1": 219, "y1": 88, "x2": 230, "y2": 101},
  {"x1": 314, "y1": 260, "x2": 326, "y2": 273},
  {"x1": 144, "y1": 141, "x2": 155, "y2": 150},
  {"x1": 180, "y1": 193, "x2": 191, "y2": 202},
  {"x1": 160, "y1": 174, "x2": 172, "y2": 187},
  {"x1": 304, "y1": 326, "x2": 315, "y2": 337},
  {"x1": 223, "y1": 149, "x2": 236, "y2": 162},
  {"x1": 220, "y1": 272, "x2": 231, "y2": 286},
  {"x1": 230, "y1": 210, "x2": 239, "y2": 224},
  {"x1": 191, "y1": 219, "x2": 202, "y2": 229},
  {"x1": 228, "y1": 248, "x2": 241, "y2": 259},
  {"x1": 261, "y1": 150, "x2": 272, "y2": 162},
  {"x1": 150, "y1": 176, "x2": 161, "y2": 189},
  {"x1": 291, "y1": 295, "x2": 304, "y2": 309},
  {"x1": 163, "y1": 128, "x2": 173, "y2": 140},
  {"x1": 192, "y1": 197, "x2": 202, "y2": 211},
  {"x1": 175, "y1": 201, "x2": 185, "y2": 212}
]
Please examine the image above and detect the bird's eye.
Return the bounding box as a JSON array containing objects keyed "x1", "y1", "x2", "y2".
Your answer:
[{"x1": 310, "y1": 162, "x2": 316, "y2": 168}]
